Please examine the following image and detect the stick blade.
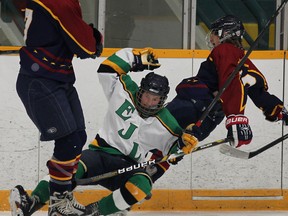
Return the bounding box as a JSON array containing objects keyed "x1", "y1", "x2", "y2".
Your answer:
[{"x1": 219, "y1": 144, "x2": 250, "y2": 159}]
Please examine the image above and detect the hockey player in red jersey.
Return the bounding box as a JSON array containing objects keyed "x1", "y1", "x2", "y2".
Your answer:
[
  {"x1": 194, "y1": 15, "x2": 288, "y2": 148},
  {"x1": 13, "y1": 0, "x2": 103, "y2": 215}
]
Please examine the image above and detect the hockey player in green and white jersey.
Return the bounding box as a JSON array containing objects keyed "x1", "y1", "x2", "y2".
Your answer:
[{"x1": 10, "y1": 47, "x2": 199, "y2": 216}]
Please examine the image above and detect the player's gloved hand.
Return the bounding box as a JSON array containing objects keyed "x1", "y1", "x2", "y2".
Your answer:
[
  {"x1": 282, "y1": 108, "x2": 288, "y2": 125},
  {"x1": 265, "y1": 106, "x2": 288, "y2": 125},
  {"x1": 145, "y1": 164, "x2": 167, "y2": 183},
  {"x1": 89, "y1": 24, "x2": 103, "y2": 57},
  {"x1": 178, "y1": 124, "x2": 199, "y2": 154},
  {"x1": 131, "y1": 47, "x2": 161, "y2": 72},
  {"x1": 168, "y1": 155, "x2": 184, "y2": 165},
  {"x1": 225, "y1": 114, "x2": 253, "y2": 148}
]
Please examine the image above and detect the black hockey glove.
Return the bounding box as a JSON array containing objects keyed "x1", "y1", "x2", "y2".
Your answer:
[
  {"x1": 89, "y1": 24, "x2": 103, "y2": 57},
  {"x1": 131, "y1": 47, "x2": 161, "y2": 72},
  {"x1": 145, "y1": 164, "x2": 166, "y2": 183}
]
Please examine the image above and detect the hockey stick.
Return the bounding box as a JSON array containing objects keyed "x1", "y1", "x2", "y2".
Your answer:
[
  {"x1": 76, "y1": 137, "x2": 231, "y2": 185},
  {"x1": 193, "y1": 0, "x2": 288, "y2": 128},
  {"x1": 219, "y1": 133, "x2": 288, "y2": 159}
]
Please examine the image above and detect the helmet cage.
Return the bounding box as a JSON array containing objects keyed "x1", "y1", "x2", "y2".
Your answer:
[
  {"x1": 136, "y1": 89, "x2": 167, "y2": 118},
  {"x1": 135, "y1": 72, "x2": 169, "y2": 118}
]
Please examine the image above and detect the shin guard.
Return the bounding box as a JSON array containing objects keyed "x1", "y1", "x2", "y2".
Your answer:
[{"x1": 47, "y1": 157, "x2": 79, "y2": 194}]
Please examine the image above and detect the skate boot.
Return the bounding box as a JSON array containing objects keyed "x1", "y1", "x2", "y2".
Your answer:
[
  {"x1": 10, "y1": 185, "x2": 44, "y2": 216},
  {"x1": 82, "y1": 202, "x2": 100, "y2": 216},
  {"x1": 66, "y1": 191, "x2": 86, "y2": 215},
  {"x1": 48, "y1": 191, "x2": 80, "y2": 216}
]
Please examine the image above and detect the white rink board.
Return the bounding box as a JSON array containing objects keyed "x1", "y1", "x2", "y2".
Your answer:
[{"x1": 0, "y1": 54, "x2": 287, "y2": 192}]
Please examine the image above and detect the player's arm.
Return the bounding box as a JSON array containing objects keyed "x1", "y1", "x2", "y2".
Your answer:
[
  {"x1": 246, "y1": 69, "x2": 288, "y2": 125},
  {"x1": 35, "y1": 0, "x2": 103, "y2": 59},
  {"x1": 98, "y1": 47, "x2": 160, "y2": 75},
  {"x1": 97, "y1": 48, "x2": 160, "y2": 100}
]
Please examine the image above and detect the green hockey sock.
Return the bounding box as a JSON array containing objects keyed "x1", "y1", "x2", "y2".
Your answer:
[
  {"x1": 31, "y1": 161, "x2": 86, "y2": 204},
  {"x1": 98, "y1": 193, "x2": 120, "y2": 215},
  {"x1": 31, "y1": 180, "x2": 49, "y2": 204}
]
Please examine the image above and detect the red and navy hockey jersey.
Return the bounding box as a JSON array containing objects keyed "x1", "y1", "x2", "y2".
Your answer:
[
  {"x1": 196, "y1": 43, "x2": 281, "y2": 116},
  {"x1": 19, "y1": 0, "x2": 97, "y2": 83}
]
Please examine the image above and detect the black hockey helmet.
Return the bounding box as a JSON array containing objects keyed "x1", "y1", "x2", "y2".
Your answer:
[
  {"x1": 136, "y1": 72, "x2": 170, "y2": 118},
  {"x1": 210, "y1": 15, "x2": 245, "y2": 43}
]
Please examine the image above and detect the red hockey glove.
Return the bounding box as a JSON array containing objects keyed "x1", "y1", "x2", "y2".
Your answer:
[
  {"x1": 225, "y1": 115, "x2": 253, "y2": 148},
  {"x1": 131, "y1": 47, "x2": 161, "y2": 72}
]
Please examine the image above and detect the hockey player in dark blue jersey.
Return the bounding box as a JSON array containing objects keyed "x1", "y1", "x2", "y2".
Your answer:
[{"x1": 13, "y1": 0, "x2": 103, "y2": 215}]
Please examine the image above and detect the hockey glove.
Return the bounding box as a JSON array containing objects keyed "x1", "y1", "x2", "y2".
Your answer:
[
  {"x1": 168, "y1": 155, "x2": 184, "y2": 165},
  {"x1": 178, "y1": 124, "x2": 199, "y2": 154},
  {"x1": 145, "y1": 149, "x2": 169, "y2": 182},
  {"x1": 89, "y1": 24, "x2": 103, "y2": 57},
  {"x1": 131, "y1": 47, "x2": 161, "y2": 72},
  {"x1": 226, "y1": 115, "x2": 253, "y2": 148},
  {"x1": 265, "y1": 106, "x2": 288, "y2": 125}
]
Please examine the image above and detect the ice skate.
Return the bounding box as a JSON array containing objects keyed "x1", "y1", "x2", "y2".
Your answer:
[
  {"x1": 82, "y1": 201, "x2": 100, "y2": 216},
  {"x1": 10, "y1": 185, "x2": 44, "y2": 216},
  {"x1": 66, "y1": 191, "x2": 86, "y2": 215},
  {"x1": 48, "y1": 191, "x2": 80, "y2": 216}
]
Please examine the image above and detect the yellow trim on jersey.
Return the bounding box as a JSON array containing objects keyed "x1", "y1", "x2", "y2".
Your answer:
[
  {"x1": 119, "y1": 75, "x2": 136, "y2": 103},
  {"x1": 79, "y1": 160, "x2": 88, "y2": 173},
  {"x1": 238, "y1": 74, "x2": 246, "y2": 113},
  {"x1": 102, "y1": 59, "x2": 127, "y2": 75},
  {"x1": 271, "y1": 104, "x2": 284, "y2": 116},
  {"x1": 248, "y1": 69, "x2": 268, "y2": 89},
  {"x1": 33, "y1": 0, "x2": 95, "y2": 55},
  {"x1": 156, "y1": 115, "x2": 181, "y2": 137},
  {"x1": 90, "y1": 138, "x2": 100, "y2": 147}
]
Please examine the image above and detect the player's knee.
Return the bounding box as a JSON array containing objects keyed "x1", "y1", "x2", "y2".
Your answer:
[
  {"x1": 54, "y1": 132, "x2": 84, "y2": 160},
  {"x1": 122, "y1": 173, "x2": 152, "y2": 205},
  {"x1": 78, "y1": 130, "x2": 87, "y2": 149}
]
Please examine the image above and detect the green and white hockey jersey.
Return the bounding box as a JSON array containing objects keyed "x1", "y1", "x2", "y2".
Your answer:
[{"x1": 90, "y1": 48, "x2": 182, "y2": 162}]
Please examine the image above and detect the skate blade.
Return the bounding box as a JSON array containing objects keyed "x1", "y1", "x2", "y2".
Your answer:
[{"x1": 9, "y1": 188, "x2": 24, "y2": 216}]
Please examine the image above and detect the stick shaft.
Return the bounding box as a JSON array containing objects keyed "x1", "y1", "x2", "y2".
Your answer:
[
  {"x1": 249, "y1": 133, "x2": 288, "y2": 158},
  {"x1": 76, "y1": 137, "x2": 230, "y2": 185}
]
